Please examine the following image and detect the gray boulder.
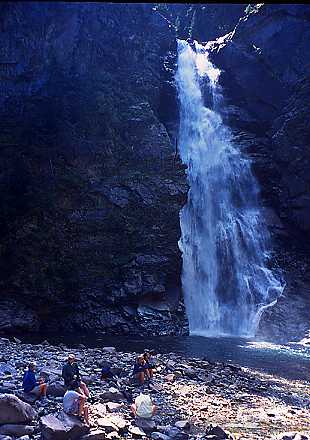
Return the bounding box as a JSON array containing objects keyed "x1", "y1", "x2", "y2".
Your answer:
[
  {"x1": 47, "y1": 381, "x2": 66, "y2": 397},
  {"x1": 0, "y1": 425, "x2": 34, "y2": 437},
  {"x1": 40, "y1": 412, "x2": 89, "y2": 440},
  {"x1": 0, "y1": 394, "x2": 37, "y2": 424}
]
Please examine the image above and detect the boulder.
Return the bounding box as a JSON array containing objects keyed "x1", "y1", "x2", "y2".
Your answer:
[
  {"x1": 40, "y1": 412, "x2": 89, "y2": 440},
  {"x1": 272, "y1": 434, "x2": 308, "y2": 440},
  {"x1": 0, "y1": 425, "x2": 34, "y2": 437},
  {"x1": 15, "y1": 391, "x2": 37, "y2": 405},
  {"x1": 165, "y1": 427, "x2": 189, "y2": 440},
  {"x1": 205, "y1": 425, "x2": 232, "y2": 439},
  {"x1": 81, "y1": 430, "x2": 106, "y2": 440},
  {"x1": 97, "y1": 417, "x2": 119, "y2": 433},
  {"x1": 128, "y1": 425, "x2": 146, "y2": 437},
  {"x1": 135, "y1": 417, "x2": 156, "y2": 433},
  {"x1": 47, "y1": 381, "x2": 66, "y2": 397},
  {"x1": 100, "y1": 387, "x2": 124, "y2": 402},
  {"x1": 106, "y1": 402, "x2": 123, "y2": 412},
  {"x1": 0, "y1": 394, "x2": 37, "y2": 424},
  {"x1": 0, "y1": 436, "x2": 12, "y2": 440},
  {"x1": 102, "y1": 347, "x2": 116, "y2": 353},
  {"x1": 151, "y1": 433, "x2": 170, "y2": 440},
  {"x1": 0, "y1": 363, "x2": 17, "y2": 377},
  {"x1": 174, "y1": 420, "x2": 190, "y2": 430}
]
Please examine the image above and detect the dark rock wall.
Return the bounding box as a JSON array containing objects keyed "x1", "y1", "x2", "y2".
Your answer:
[
  {"x1": 0, "y1": 2, "x2": 189, "y2": 335},
  {"x1": 1, "y1": 3, "x2": 309, "y2": 341}
]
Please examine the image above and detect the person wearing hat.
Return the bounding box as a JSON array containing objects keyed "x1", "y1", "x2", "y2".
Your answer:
[
  {"x1": 22, "y1": 361, "x2": 47, "y2": 400},
  {"x1": 62, "y1": 353, "x2": 90, "y2": 397}
]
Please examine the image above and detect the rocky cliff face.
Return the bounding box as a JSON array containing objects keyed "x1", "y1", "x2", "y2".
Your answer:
[
  {"x1": 0, "y1": 3, "x2": 309, "y2": 341},
  {"x1": 0, "y1": 2, "x2": 189, "y2": 335}
]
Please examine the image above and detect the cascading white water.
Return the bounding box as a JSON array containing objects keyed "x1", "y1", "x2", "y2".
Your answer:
[{"x1": 176, "y1": 39, "x2": 284, "y2": 337}]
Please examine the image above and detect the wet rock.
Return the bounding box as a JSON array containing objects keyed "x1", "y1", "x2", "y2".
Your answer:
[{"x1": 0, "y1": 394, "x2": 37, "y2": 424}]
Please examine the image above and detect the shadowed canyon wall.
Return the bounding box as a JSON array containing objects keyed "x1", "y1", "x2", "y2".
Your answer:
[{"x1": 0, "y1": 3, "x2": 309, "y2": 341}]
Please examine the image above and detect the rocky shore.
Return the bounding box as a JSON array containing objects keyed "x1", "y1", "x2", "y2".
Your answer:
[{"x1": 0, "y1": 337, "x2": 309, "y2": 440}]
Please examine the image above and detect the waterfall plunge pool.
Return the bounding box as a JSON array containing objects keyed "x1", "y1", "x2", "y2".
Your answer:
[{"x1": 17, "y1": 333, "x2": 310, "y2": 381}]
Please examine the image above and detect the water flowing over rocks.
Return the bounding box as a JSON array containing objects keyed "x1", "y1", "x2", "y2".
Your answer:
[{"x1": 0, "y1": 338, "x2": 309, "y2": 440}]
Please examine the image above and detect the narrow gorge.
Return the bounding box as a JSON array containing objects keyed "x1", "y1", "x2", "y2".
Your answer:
[{"x1": 0, "y1": 3, "x2": 309, "y2": 345}]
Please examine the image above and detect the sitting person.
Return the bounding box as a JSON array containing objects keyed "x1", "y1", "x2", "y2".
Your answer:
[
  {"x1": 63, "y1": 381, "x2": 90, "y2": 426},
  {"x1": 22, "y1": 361, "x2": 47, "y2": 400},
  {"x1": 101, "y1": 363, "x2": 115, "y2": 382},
  {"x1": 62, "y1": 353, "x2": 90, "y2": 397},
  {"x1": 143, "y1": 350, "x2": 156, "y2": 380},
  {"x1": 132, "y1": 355, "x2": 146, "y2": 385},
  {"x1": 131, "y1": 392, "x2": 156, "y2": 420}
]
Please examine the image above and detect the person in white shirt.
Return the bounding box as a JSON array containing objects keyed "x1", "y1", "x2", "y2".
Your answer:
[
  {"x1": 131, "y1": 393, "x2": 156, "y2": 420},
  {"x1": 63, "y1": 382, "x2": 89, "y2": 426}
]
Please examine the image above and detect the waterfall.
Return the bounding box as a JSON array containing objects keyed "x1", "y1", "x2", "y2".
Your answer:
[{"x1": 176, "y1": 39, "x2": 284, "y2": 337}]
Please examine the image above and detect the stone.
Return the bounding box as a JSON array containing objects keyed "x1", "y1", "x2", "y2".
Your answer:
[
  {"x1": 151, "y1": 433, "x2": 170, "y2": 440},
  {"x1": 47, "y1": 381, "x2": 66, "y2": 397},
  {"x1": 0, "y1": 426, "x2": 34, "y2": 437},
  {"x1": 92, "y1": 402, "x2": 107, "y2": 417},
  {"x1": 100, "y1": 387, "x2": 124, "y2": 402},
  {"x1": 81, "y1": 430, "x2": 106, "y2": 440},
  {"x1": 205, "y1": 425, "x2": 230, "y2": 439},
  {"x1": 106, "y1": 432, "x2": 120, "y2": 440},
  {"x1": 135, "y1": 417, "x2": 156, "y2": 433},
  {"x1": 40, "y1": 412, "x2": 89, "y2": 440},
  {"x1": 165, "y1": 373, "x2": 176, "y2": 382},
  {"x1": 165, "y1": 427, "x2": 189, "y2": 440},
  {"x1": 97, "y1": 417, "x2": 119, "y2": 433},
  {"x1": 0, "y1": 363, "x2": 17, "y2": 376},
  {"x1": 128, "y1": 425, "x2": 146, "y2": 437},
  {"x1": 0, "y1": 437, "x2": 12, "y2": 440},
  {"x1": 0, "y1": 394, "x2": 37, "y2": 424},
  {"x1": 272, "y1": 434, "x2": 308, "y2": 440},
  {"x1": 174, "y1": 420, "x2": 190, "y2": 430},
  {"x1": 106, "y1": 401, "x2": 122, "y2": 412},
  {"x1": 102, "y1": 347, "x2": 116, "y2": 353}
]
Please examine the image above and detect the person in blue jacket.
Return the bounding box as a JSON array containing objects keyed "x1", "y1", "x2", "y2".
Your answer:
[{"x1": 22, "y1": 361, "x2": 47, "y2": 400}]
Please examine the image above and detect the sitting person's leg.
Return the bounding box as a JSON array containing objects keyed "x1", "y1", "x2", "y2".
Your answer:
[
  {"x1": 78, "y1": 395, "x2": 86, "y2": 417},
  {"x1": 131, "y1": 403, "x2": 137, "y2": 416},
  {"x1": 83, "y1": 404, "x2": 90, "y2": 426},
  {"x1": 79, "y1": 381, "x2": 90, "y2": 398},
  {"x1": 152, "y1": 404, "x2": 157, "y2": 415},
  {"x1": 30, "y1": 383, "x2": 47, "y2": 399},
  {"x1": 136, "y1": 371, "x2": 144, "y2": 385}
]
